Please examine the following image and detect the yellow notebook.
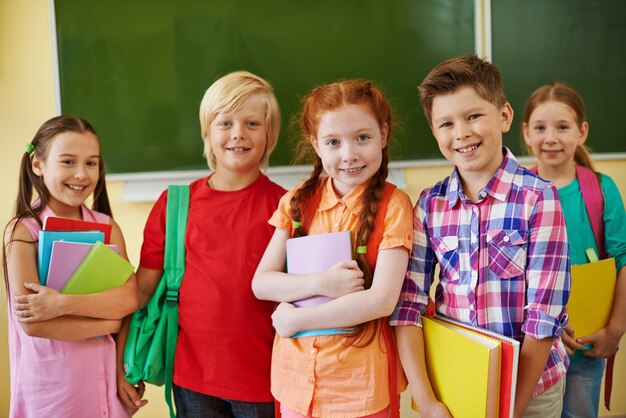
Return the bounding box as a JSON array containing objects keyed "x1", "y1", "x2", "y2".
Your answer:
[
  {"x1": 568, "y1": 258, "x2": 616, "y2": 338},
  {"x1": 61, "y1": 241, "x2": 134, "y2": 295},
  {"x1": 414, "y1": 316, "x2": 501, "y2": 418}
]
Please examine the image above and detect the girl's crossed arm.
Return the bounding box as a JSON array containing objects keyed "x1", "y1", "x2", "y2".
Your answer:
[
  {"x1": 255, "y1": 232, "x2": 408, "y2": 337},
  {"x1": 9, "y1": 220, "x2": 138, "y2": 332},
  {"x1": 252, "y1": 227, "x2": 366, "y2": 304}
]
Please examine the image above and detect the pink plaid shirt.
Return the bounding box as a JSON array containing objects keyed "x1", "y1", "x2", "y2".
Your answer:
[{"x1": 391, "y1": 148, "x2": 571, "y2": 397}]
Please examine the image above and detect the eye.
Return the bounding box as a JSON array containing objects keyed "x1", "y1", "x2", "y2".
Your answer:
[
  {"x1": 558, "y1": 124, "x2": 570, "y2": 131},
  {"x1": 468, "y1": 114, "x2": 482, "y2": 121},
  {"x1": 60, "y1": 159, "x2": 74, "y2": 166},
  {"x1": 439, "y1": 121, "x2": 453, "y2": 129},
  {"x1": 246, "y1": 121, "x2": 260, "y2": 127},
  {"x1": 87, "y1": 160, "x2": 99, "y2": 167},
  {"x1": 533, "y1": 124, "x2": 545, "y2": 132},
  {"x1": 356, "y1": 134, "x2": 370, "y2": 142},
  {"x1": 325, "y1": 138, "x2": 339, "y2": 146},
  {"x1": 216, "y1": 120, "x2": 231, "y2": 127}
]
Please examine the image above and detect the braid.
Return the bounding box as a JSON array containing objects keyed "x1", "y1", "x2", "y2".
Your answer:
[
  {"x1": 289, "y1": 158, "x2": 324, "y2": 238},
  {"x1": 347, "y1": 152, "x2": 389, "y2": 347}
]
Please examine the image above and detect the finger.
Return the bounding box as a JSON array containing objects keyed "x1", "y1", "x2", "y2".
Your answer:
[
  {"x1": 13, "y1": 294, "x2": 30, "y2": 304},
  {"x1": 23, "y1": 282, "x2": 43, "y2": 292}
]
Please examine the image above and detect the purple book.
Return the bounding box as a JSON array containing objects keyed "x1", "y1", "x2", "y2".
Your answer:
[
  {"x1": 46, "y1": 241, "x2": 118, "y2": 291},
  {"x1": 285, "y1": 231, "x2": 353, "y2": 337}
]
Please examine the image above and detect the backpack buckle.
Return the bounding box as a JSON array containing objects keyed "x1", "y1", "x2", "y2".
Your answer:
[{"x1": 165, "y1": 288, "x2": 179, "y2": 306}]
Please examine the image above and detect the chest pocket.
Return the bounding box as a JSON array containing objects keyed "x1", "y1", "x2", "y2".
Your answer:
[
  {"x1": 487, "y1": 229, "x2": 528, "y2": 279},
  {"x1": 430, "y1": 235, "x2": 460, "y2": 282}
]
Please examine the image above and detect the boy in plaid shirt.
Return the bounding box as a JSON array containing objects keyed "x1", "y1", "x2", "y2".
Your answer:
[{"x1": 391, "y1": 55, "x2": 571, "y2": 418}]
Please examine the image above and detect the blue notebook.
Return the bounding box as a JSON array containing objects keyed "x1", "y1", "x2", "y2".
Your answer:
[{"x1": 38, "y1": 230, "x2": 105, "y2": 285}]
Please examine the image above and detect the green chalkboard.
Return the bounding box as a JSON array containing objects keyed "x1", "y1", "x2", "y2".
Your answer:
[
  {"x1": 492, "y1": 0, "x2": 626, "y2": 155},
  {"x1": 55, "y1": 1, "x2": 474, "y2": 173}
]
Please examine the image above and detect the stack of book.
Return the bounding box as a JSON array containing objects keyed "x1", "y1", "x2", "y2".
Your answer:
[
  {"x1": 38, "y1": 217, "x2": 133, "y2": 294},
  {"x1": 415, "y1": 314, "x2": 520, "y2": 418}
]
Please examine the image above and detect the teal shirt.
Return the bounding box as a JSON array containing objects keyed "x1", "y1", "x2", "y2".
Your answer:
[{"x1": 557, "y1": 174, "x2": 626, "y2": 271}]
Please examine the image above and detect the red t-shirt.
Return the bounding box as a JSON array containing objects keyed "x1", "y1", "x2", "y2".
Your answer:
[{"x1": 140, "y1": 173, "x2": 285, "y2": 401}]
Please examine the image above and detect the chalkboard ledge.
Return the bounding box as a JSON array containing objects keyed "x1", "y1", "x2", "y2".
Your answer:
[
  {"x1": 105, "y1": 153, "x2": 625, "y2": 203},
  {"x1": 106, "y1": 162, "x2": 420, "y2": 203}
]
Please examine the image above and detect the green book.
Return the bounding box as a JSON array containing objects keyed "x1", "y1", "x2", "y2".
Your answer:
[{"x1": 61, "y1": 241, "x2": 134, "y2": 294}]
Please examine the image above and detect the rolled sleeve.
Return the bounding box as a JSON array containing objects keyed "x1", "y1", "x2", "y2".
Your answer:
[
  {"x1": 523, "y1": 185, "x2": 571, "y2": 339},
  {"x1": 390, "y1": 193, "x2": 434, "y2": 327}
]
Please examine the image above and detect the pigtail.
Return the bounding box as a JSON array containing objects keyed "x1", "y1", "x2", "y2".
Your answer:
[
  {"x1": 574, "y1": 144, "x2": 595, "y2": 171},
  {"x1": 91, "y1": 155, "x2": 113, "y2": 217},
  {"x1": 289, "y1": 158, "x2": 324, "y2": 238},
  {"x1": 347, "y1": 151, "x2": 389, "y2": 348}
]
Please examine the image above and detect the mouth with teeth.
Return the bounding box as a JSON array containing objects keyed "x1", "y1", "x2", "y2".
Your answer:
[
  {"x1": 456, "y1": 144, "x2": 480, "y2": 153},
  {"x1": 66, "y1": 184, "x2": 87, "y2": 191},
  {"x1": 226, "y1": 147, "x2": 251, "y2": 152},
  {"x1": 341, "y1": 166, "x2": 365, "y2": 175}
]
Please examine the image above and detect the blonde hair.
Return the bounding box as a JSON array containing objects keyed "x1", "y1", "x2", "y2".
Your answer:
[
  {"x1": 199, "y1": 71, "x2": 280, "y2": 171},
  {"x1": 522, "y1": 81, "x2": 594, "y2": 170}
]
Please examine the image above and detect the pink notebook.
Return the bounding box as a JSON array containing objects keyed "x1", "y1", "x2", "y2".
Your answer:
[{"x1": 46, "y1": 241, "x2": 118, "y2": 291}]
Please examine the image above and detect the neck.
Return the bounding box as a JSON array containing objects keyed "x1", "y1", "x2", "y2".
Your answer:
[
  {"x1": 537, "y1": 161, "x2": 576, "y2": 189},
  {"x1": 47, "y1": 200, "x2": 83, "y2": 220},
  {"x1": 208, "y1": 169, "x2": 260, "y2": 191}
]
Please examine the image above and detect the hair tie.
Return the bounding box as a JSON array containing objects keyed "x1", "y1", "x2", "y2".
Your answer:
[
  {"x1": 292, "y1": 220, "x2": 302, "y2": 229},
  {"x1": 25, "y1": 143, "x2": 35, "y2": 155},
  {"x1": 356, "y1": 246, "x2": 367, "y2": 254}
]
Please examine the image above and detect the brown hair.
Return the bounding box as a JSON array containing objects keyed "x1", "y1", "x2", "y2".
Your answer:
[
  {"x1": 418, "y1": 55, "x2": 507, "y2": 127},
  {"x1": 3, "y1": 115, "x2": 112, "y2": 290},
  {"x1": 290, "y1": 79, "x2": 393, "y2": 346},
  {"x1": 522, "y1": 82, "x2": 594, "y2": 170}
]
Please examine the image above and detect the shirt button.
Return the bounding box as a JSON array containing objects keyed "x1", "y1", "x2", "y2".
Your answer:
[
  {"x1": 480, "y1": 191, "x2": 487, "y2": 198},
  {"x1": 469, "y1": 305, "x2": 475, "y2": 311},
  {"x1": 471, "y1": 271, "x2": 477, "y2": 279},
  {"x1": 310, "y1": 349, "x2": 317, "y2": 355},
  {"x1": 471, "y1": 235, "x2": 477, "y2": 244},
  {"x1": 334, "y1": 223, "x2": 339, "y2": 228},
  {"x1": 503, "y1": 236, "x2": 510, "y2": 243},
  {"x1": 439, "y1": 244, "x2": 446, "y2": 251}
]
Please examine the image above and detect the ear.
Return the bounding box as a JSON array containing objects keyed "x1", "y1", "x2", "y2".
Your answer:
[
  {"x1": 31, "y1": 156, "x2": 43, "y2": 176},
  {"x1": 578, "y1": 121, "x2": 589, "y2": 146},
  {"x1": 311, "y1": 135, "x2": 322, "y2": 158},
  {"x1": 522, "y1": 122, "x2": 532, "y2": 146},
  {"x1": 500, "y1": 102, "x2": 514, "y2": 133},
  {"x1": 380, "y1": 123, "x2": 389, "y2": 148}
]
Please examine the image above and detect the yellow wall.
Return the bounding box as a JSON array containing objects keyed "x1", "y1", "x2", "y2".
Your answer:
[{"x1": 1, "y1": 0, "x2": 624, "y2": 416}]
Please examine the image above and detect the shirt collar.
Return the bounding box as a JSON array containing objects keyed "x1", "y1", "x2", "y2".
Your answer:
[
  {"x1": 318, "y1": 177, "x2": 366, "y2": 215},
  {"x1": 447, "y1": 147, "x2": 517, "y2": 208}
]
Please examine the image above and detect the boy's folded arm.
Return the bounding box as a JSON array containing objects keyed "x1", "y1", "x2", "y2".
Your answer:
[{"x1": 513, "y1": 335, "x2": 554, "y2": 418}]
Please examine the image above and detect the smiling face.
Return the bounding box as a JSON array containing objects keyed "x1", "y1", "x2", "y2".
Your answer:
[
  {"x1": 32, "y1": 131, "x2": 100, "y2": 218},
  {"x1": 430, "y1": 86, "x2": 513, "y2": 186},
  {"x1": 208, "y1": 94, "x2": 268, "y2": 176},
  {"x1": 523, "y1": 100, "x2": 588, "y2": 172},
  {"x1": 312, "y1": 104, "x2": 388, "y2": 197}
]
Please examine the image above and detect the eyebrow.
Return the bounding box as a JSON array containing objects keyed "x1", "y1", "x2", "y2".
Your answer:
[{"x1": 58, "y1": 153, "x2": 100, "y2": 159}]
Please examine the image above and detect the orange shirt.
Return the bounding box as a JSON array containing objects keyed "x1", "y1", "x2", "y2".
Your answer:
[{"x1": 269, "y1": 177, "x2": 413, "y2": 417}]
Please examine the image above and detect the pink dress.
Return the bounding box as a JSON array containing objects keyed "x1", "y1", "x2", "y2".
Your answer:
[{"x1": 8, "y1": 205, "x2": 130, "y2": 418}]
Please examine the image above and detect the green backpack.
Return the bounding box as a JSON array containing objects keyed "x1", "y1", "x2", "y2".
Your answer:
[{"x1": 124, "y1": 185, "x2": 189, "y2": 418}]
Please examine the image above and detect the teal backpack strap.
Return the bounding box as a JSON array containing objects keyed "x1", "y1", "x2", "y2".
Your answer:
[{"x1": 163, "y1": 185, "x2": 189, "y2": 418}]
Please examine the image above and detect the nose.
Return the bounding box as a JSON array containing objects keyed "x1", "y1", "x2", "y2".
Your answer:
[
  {"x1": 454, "y1": 123, "x2": 470, "y2": 141},
  {"x1": 232, "y1": 123, "x2": 245, "y2": 140},
  {"x1": 73, "y1": 164, "x2": 87, "y2": 179},
  {"x1": 341, "y1": 142, "x2": 358, "y2": 162}
]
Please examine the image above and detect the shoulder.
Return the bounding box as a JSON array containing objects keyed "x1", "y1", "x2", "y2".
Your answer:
[
  {"x1": 416, "y1": 176, "x2": 452, "y2": 208},
  {"x1": 512, "y1": 164, "x2": 556, "y2": 199},
  {"x1": 4, "y1": 218, "x2": 35, "y2": 243},
  {"x1": 257, "y1": 173, "x2": 288, "y2": 199},
  {"x1": 599, "y1": 173, "x2": 622, "y2": 197}
]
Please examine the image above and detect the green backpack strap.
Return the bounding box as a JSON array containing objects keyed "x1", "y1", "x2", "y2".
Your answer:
[{"x1": 163, "y1": 185, "x2": 189, "y2": 418}]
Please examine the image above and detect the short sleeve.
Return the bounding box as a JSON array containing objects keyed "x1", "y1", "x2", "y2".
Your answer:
[
  {"x1": 379, "y1": 189, "x2": 413, "y2": 252},
  {"x1": 268, "y1": 188, "x2": 297, "y2": 231},
  {"x1": 139, "y1": 189, "x2": 168, "y2": 269}
]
